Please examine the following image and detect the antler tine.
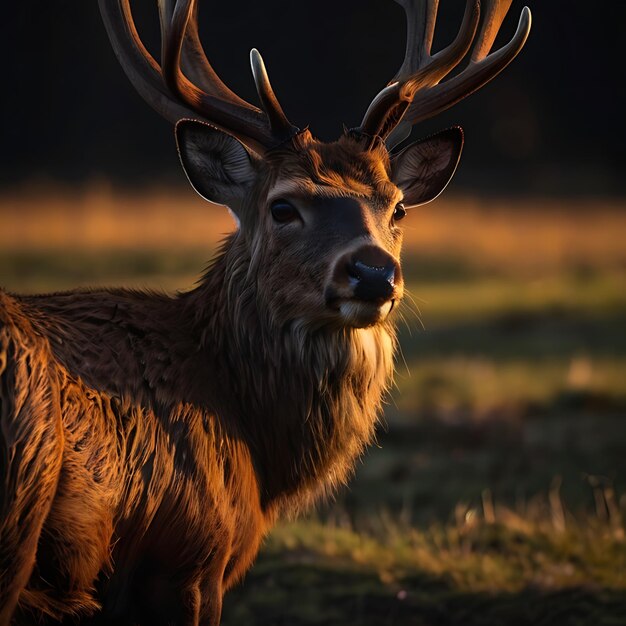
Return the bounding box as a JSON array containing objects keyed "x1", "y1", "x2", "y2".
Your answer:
[
  {"x1": 101, "y1": 0, "x2": 300, "y2": 154},
  {"x1": 100, "y1": 0, "x2": 194, "y2": 124},
  {"x1": 401, "y1": 4, "x2": 531, "y2": 127},
  {"x1": 158, "y1": 0, "x2": 250, "y2": 107},
  {"x1": 162, "y1": 0, "x2": 298, "y2": 149},
  {"x1": 359, "y1": 0, "x2": 480, "y2": 140},
  {"x1": 161, "y1": 0, "x2": 268, "y2": 144},
  {"x1": 386, "y1": 1, "x2": 531, "y2": 147},
  {"x1": 406, "y1": 0, "x2": 480, "y2": 89},
  {"x1": 470, "y1": 0, "x2": 513, "y2": 62},
  {"x1": 393, "y1": 0, "x2": 439, "y2": 81},
  {"x1": 250, "y1": 49, "x2": 300, "y2": 142},
  {"x1": 158, "y1": 0, "x2": 175, "y2": 67}
]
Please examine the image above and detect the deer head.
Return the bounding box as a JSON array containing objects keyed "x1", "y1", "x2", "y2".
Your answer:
[{"x1": 100, "y1": 0, "x2": 531, "y2": 330}]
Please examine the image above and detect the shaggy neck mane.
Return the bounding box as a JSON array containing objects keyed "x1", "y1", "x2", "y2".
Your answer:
[
  {"x1": 185, "y1": 233, "x2": 396, "y2": 515},
  {"x1": 24, "y1": 230, "x2": 397, "y2": 521}
]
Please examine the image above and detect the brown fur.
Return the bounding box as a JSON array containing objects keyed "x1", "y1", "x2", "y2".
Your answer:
[{"x1": 0, "y1": 135, "x2": 400, "y2": 625}]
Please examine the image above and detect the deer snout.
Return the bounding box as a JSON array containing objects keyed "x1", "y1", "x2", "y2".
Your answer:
[
  {"x1": 326, "y1": 245, "x2": 402, "y2": 326},
  {"x1": 333, "y1": 245, "x2": 401, "y2": 301},
  {"x1": 347, "y1": 257, "x2": 396, "y2": 303}
]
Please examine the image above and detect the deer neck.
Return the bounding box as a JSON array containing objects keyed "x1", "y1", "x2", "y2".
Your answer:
[{"x1": 188, "y1": 236, "x2": 396, "y2": 514}]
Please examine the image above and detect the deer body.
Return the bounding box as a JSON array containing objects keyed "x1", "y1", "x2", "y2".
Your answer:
[
  {"x1": 0, "y1": 248, "x2": 392, "y2": 624},
  {"x1": 0, "y1": 1, "x2": 530, "y2": 623}
]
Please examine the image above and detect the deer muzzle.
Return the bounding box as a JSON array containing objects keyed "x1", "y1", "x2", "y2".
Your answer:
[{"x1": 325, "y1": 244, "x2": 402, "y2": 327}]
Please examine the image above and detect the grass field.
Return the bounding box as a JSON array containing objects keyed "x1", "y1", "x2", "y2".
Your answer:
[{"x1": 1, "y1": 188, "x2": 625, "y2": 624}]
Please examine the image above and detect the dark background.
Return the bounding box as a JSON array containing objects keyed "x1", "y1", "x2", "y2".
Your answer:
[{"x1": 1, "y1": 1, "x2": 625, "y2": 197}]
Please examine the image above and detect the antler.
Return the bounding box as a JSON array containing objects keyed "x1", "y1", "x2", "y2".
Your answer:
[
  {"x1": 358, "y1": 0, "x2": 532, "y2": 148},
  {"x1": 99, "y1": 0, "x2": 300, "y2": 154}
]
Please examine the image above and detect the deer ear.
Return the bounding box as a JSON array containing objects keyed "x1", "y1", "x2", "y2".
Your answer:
[
  {"x1": 175, "y1": 119, "x2": 257, "y2": 209},
  {"x1": 390, "y1": 127, "x2": 464, "y2": 207}
]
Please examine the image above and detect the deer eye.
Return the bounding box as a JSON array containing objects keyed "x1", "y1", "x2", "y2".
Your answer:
[
  {"x1": 393, "y1": 202, "x2": 407, "y2": 222},
  {"x1": 270, "y1": 199, "x2": 299, "y2": 223}
]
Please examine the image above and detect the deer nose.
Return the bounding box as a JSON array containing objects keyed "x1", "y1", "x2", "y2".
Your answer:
[{"x1": 346, "y1": 247, "x2": 397, "y2": 303}]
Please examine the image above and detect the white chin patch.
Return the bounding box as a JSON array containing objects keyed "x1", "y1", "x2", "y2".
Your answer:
[{"x1": 339, "y1": 300, "x2": 393, "y2": 327}]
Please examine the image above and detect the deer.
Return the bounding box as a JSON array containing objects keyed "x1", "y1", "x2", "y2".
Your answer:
[{"x1": 0, "y1": 0, "x2": 531, "y2": 624}]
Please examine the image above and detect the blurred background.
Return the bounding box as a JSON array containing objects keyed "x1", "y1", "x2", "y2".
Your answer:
[{"x1": 1, "y1": 1, "x2": 625, "y2": 624}]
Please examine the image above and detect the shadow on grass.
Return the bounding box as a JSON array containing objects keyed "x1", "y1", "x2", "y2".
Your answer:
[{"x1": 223, "y1": 556, "x2": 626, "y2": 626}]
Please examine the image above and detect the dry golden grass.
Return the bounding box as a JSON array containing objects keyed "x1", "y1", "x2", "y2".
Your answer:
[
  {"x1": 0, "y1": 184, "x2": 235, "y2": 252},
  {"x1": 402, "y1": 195, "x2": 626, "y2": 272}
]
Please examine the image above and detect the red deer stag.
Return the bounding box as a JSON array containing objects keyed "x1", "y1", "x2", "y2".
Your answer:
[{"x1": 0, "y1": 1, "x2": 531, "y2": 624}]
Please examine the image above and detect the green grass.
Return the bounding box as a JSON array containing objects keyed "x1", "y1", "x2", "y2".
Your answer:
[
  {"x1": 392, "y1": 357, "x2": 626, "y2": 413},
  {"x1": 223, "y1": 514, "x2": 626, "y2": 625},
  {"x1": 401, "y1": 268, "x2": 626, "y2": 328}
]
